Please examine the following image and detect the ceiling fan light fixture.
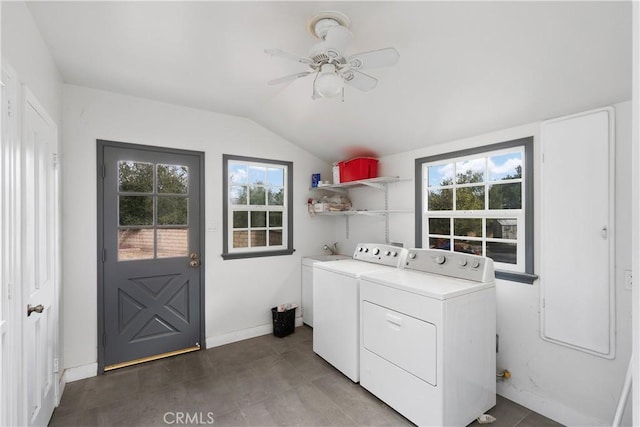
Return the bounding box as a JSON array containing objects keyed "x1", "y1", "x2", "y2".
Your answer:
[{"x1": 315, "y1": 63, "x2": 344, "y2": 98}]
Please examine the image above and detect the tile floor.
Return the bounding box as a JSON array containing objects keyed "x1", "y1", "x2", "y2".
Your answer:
[{"x1": 50, "y1": 326, "x2": 563, "y2": 427}]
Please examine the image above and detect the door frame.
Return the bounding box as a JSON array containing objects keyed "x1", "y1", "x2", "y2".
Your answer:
[{"x1": 96, "y1": 139, "x2": 205, "y2": 374}]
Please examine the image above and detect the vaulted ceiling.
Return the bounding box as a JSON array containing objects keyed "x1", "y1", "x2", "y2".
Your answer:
[{"x1": 26, "y1": 1, "x2": 632, "y2": 161}]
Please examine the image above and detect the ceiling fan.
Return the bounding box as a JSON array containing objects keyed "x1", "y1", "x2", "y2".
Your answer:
[{"x1": 265, "y1": 11, "x2": 400, "y2": 100}]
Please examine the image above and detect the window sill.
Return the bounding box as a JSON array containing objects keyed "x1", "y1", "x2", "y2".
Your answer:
[
  {"x1": 221, "y1": 249, "x2": 295, "y2": 260},
  {"x1": 495, "y1": 270, "x2": 538, "y2": 284}
]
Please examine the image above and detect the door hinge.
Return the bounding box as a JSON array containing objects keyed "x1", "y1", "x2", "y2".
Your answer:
[
  {"x1": 52, "y1": 153, "x2": 59, "y2": 170},
  {"x1": 6, "y1": 283, "x2": 11, "y2": 300},
  {"x1": 542, "y1": 297, "x2": 545, "y2": 308},
  {"x1": 7, "y1": 98, "x2": 12, "y2": 117},
  {"x1": 53, "y1": 358, "x2": 59, "y2": 373}
]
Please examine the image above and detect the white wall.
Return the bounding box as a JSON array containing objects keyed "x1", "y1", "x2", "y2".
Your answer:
[
  {"x1": 61, "y1": 84, "x2": 335, "y2": 371},
  {"x1": 339, "y1": 101, "x2": 633, "y2": 426}
]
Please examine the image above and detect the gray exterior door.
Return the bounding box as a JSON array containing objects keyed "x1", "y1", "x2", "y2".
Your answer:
[{"x1": 98, "y1": 140, "x2": 204, "y2": 371}]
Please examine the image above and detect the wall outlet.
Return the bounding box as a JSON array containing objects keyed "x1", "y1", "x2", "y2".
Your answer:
[
  {"x1": 624, "y1": 270, "x2": 633, "y2": 290},
  {"x1": 206, "y1": 220, "x2": 218, "y2": 232}
]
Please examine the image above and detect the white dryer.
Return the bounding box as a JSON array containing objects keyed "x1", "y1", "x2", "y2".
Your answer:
[
  {"x1": 359, "y1": 248, "x2": 496, "y2": 427},
  {"x1": 313, "y1": 243, "x2": 407, "y2": 383}
]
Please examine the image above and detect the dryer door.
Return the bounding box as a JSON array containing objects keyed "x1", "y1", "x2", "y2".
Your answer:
[{"x1": 362, "y1": 301, "x2": 437, "y2": 386}]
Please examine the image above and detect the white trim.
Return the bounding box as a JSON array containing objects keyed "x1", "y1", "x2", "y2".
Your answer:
[
  {"x1": 206, "y1": 316, "x2": 303, "y2": 349},
  {"x1": 497, "y1": 386, "x2": 608, "y2": 427},
  {"x1": 632, "y1": 1, "x2": 640, "y2": 424},
  {"x1": 62, "y1": 363, "x2": 98, "y2": 383}
]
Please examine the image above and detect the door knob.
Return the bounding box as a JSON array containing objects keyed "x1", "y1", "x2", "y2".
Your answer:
[
  {"x1": 27, "y1": 304, "x2": 44, "y2": 317},
  {"x1": 189, "y1": 259, "x2": 200, "y2": 268}
]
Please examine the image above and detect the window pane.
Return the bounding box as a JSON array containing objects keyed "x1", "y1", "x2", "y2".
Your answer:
[
  {"x1": 454, "y1": 239, "x2": 482, "y2": 255},
  {"x1": 249, "y1": 166, "x2": 266, "y2": 185},
  {"x1": 454, "y1": 218, "x2": 482, "y2": 237},
  {"x1": 428, "y1": 163, "x2": 454, "y2": 187},
  {"x1": 268, "y1": 188, "x2": 284, "y2": 206},
  {"x1": 119, "y1": 196, "x2": 153, "y2": 225},
  {"x1": 233, "y1": 231, "x2": 248, "y2": 248},
  {"x1": 429, "y1": 237, "x2": 451, "y2": 250},
  {"x1": 229, "y1": 163, "x2": 247, "y2": 184},
  {"x1": 118, "y1": 229, "x2": 154, "y2": 261},
  {"x1": 487, "y1": 241, "x2": 517, "y2": 264},
  {"x1": 119, "y1": 161, "x2": 153, "y2": 193},
  {"x1": 233, "y1": 211, "x2": 248, "y2": 228},
  {"x1": 157, "y1": 164, "x2": 188, "y2": 194},
  {"x1": 428, "y1": 218, "x2": 450, "y2": 235},
  {"x1": 158, "y1": 197, "x2": 188, "y2": 225},
  {"x1": 456, "y1": 159, "x2": 484, "y2": 184},
  {"x1": 456, "y1": 186, "x2": 485, "y2": 210},
  {"x1": 268, "y1": 168, "x2": 284, "y2": 186},
  {"x1": 489, "y1": 152, "x2": 522, "y2": 181},
  {"x1": 269, "y1": 212, "x2": 283, "y2": 227},
  {"x1": 251, "y1": 230, "x2": 267, "y2": 247},
  {"x1": 486, "y1": 218, "x2": 517, "y2": 239},
  {"x1": 251, "y1": 211, "x2": 266, "y2": 227},
  {"x1": 489, "y1": 183, "x2": 522, "y2": 209},
  {"x1": 249, "y1": 186, "x2": 266, "y2": 205},
  {"x1": 230, "y1": 186, "x2": 247, "y2": 205},
  {"x1": 269, "y1": 230, "x2": 283, "y2": 246},
  {"x1": 157, "y1": 229, "x2": 188, "y2": 258},
  {"x1": 428, "y1": 189, "x2": 453, "y2": 211}
]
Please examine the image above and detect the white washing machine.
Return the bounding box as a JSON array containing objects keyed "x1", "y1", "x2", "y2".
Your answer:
[
  {"x1": 313, "y1": 243, "x2": 408, "y2": 383},
  {"x1": 359, "y1": 248, "x2": 496, "y2": 427}
]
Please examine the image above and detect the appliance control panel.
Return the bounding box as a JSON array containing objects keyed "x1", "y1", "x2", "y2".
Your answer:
[
  {"x1": 353, "y1": 243, "x2": 408, "y2": 268},
  {"x1": 405, "y1": 249, "x2": 494, "y2": 282}
]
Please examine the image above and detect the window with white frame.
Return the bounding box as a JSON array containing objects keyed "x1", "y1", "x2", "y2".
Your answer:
[
  {"x1": 222, "y1": 155, "x2": 294, "y2": 260},
  {"x1": 415, "y1": 137, "x2": 536, "y2": 283}
]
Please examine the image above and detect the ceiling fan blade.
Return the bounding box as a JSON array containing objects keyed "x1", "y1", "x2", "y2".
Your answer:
[
  {"x1": 343, "y1": 70, "x2": 378, "y2": 92},
  {"x1": 267, "y1": 71, "x2": 314, "y2": 86},
  {"x1": 324, "y1": 26, "x2": 352, "y2": 59},
  {"x1": 346, "y1": 48, "x2": 400, "y2": 70},
  {"x1": 264, "y1": 48, "x2": 313, "y2": 65}
]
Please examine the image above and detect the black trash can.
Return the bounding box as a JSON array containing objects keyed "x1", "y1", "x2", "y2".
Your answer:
[{"x1": 271, "y1": 306, "x2": 296, "y2": 338}]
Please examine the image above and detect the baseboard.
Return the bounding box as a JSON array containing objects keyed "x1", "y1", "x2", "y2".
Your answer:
[
  {"x1": 497, "y1": 384, "x2": 606, "y2": 426},
  {"x1": 206, "y1": 316, "x2": 304, "y2": 349},
  {"x1": 63, "y1": 362, "x2": 98, "y2": 383}
]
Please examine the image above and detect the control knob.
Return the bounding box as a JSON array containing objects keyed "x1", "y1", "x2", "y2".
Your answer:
[
  {"x1": 435, "y1": 255, "x2": 446, "y2": 265},
  {"x1": 384, "y1": 250, "x2": 391, "y2": 256},
  {"x1": 409, "y1": 252, "x2": 417, "y2": 260},
  {"x1": 364, "y1": 248, "x2": 369, "y2": 253},
  {"x1": 459, "y1": 259, "x2": 468, "y2": 267},
  {"x1": 391, "y1": 251, "x2": 398, "y2": 257},
  {"x1": 358, "y1": 247, "x2": 364, "y2": 252},
  {"x1": 373, "y1": 248, "x2": 380, "y2": 255},
  {"x1": 471, "y1": 260, "x2": 480, "y2": 268}
]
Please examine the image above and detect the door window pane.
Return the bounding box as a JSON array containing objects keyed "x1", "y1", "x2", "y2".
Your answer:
[
  {"x1": 486, "y1": 218, "x2": 517, "y2": 239},
  {"x1": 456, "y1": 186, "x2": 485, "y2": 210},
  {"x1": 428, "y1": 218, "x2": 450, "y2": 235},
  {"x1": 157, "y1": 229, "x2": 188, "y2": 258},
  {"x1": 428, "y1": 189, "x2": 453, "y2": 210},
  {"x1": 456, "y1": 159, "x2": 484, "y2": 184},
  {"x1": 118, "y1": 229, "x2": 154, "y2": 260},
  {"x1": 489, "y1": 183, "x2": 522, "y2": 209},
  {"x1": 229, "y1": 163, "x2": 247, "y2": 184},
  {"x1": 249, "y1": 166, "x2": 266, "y2": 184},
  {"x1": 487, "y1": 241, "x2": 517, "y2": 264},
  {"x1": 454, "y1": 218, "x2": 482, "y2": 237},
  {"x1": 158, "y1": 197, "x2": 188, "y2": 225},
  {"x1": 119, "y1": 161, "x2": 153, "y2": 193},
  {"x1": 230, "y1": 186, "x2": 247, "y2": 205},
  {"x1": 249, "y1": 186, "x2": 266, "y2": 205},
  {"x1": 454, "y1": 239, "x2": 482, "y2": 255},
  {"x1": 119, "y1": 196, "x2": 153, "y2": 225},
  {"x1": 488, "y1": 152, "x2": 522, "y2": 181},
  {"x1": 157, "y1": 164, "x2": 188, "y2": 194},
  {"x1": 251, "y1": 211, "x2": 266, "y2": 228}
]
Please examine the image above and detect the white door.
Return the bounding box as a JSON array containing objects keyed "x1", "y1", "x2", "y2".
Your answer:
[{"x1": 21, "y1": 88, "x2": 59, "y2": 426}]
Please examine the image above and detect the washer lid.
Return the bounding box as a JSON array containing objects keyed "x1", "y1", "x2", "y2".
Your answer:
[
  {"x1": 314, "y1": 259, "x2": 398, "y2": 277},
  {"x1": 360, "y1": 269, "x2": 495, "y2": 300}
]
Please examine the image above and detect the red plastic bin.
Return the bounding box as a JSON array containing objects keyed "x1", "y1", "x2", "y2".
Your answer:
[{"x1": 338, "y1": 157, "x2": 379, "y2": 183}]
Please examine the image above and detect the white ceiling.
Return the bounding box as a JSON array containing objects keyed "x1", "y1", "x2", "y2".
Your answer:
[{"x1": 27, "y1": 1, "x2": 632, "y2": 162}]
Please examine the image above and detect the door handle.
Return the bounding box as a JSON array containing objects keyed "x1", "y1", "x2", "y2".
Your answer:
[
  {"x1": 27, "y1": 304, "x2": 44, "y2": 317},
  {"x1": 189, "y1": 253, "x2": 200, "y2": 268},
  {"x1": 386, "y1": 313, "x2": 403, "y2": 327}
]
